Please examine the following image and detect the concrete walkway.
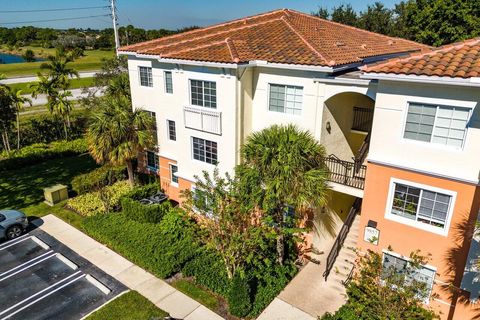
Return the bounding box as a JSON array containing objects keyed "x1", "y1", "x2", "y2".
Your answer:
[
  {"x1": 35, "y1": 214, "x2": 224, "y2": 320},
  {"x1": 0, "y1": 71, "x2": 98, "y2": 84},
  {"x1": 258, "y1": 215, "x2": 360, "y2": 320}
]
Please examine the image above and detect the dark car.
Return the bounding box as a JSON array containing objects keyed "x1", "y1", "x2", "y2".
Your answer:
[{"x1": 0, "y1": 210, "x2": 29, "y2": 240}]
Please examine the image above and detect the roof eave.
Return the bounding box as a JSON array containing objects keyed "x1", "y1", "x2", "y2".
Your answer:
[{"x1": 360, "y1": 72, "x2": 480, "y2": 88}]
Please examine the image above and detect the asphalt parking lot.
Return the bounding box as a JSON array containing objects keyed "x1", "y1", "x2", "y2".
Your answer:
[{"x1": 0, "y1": 228, "x2": 126, "y2": 320}]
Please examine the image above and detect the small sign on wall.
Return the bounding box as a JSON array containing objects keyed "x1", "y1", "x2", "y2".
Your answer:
[{"x1": 364, "y1": 226, "x2": 379, "y2": 245}]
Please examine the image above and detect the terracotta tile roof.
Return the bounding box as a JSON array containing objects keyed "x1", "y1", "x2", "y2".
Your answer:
[
  {"x1": 363, "y1": 38, "x2": 480, "y2": 78},
  {"x1": 119, "y1": 9, "x2": 428, "y2": 67}
]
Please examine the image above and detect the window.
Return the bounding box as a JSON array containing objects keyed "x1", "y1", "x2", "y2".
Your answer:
[
  {"x1": 269, "y1": 84, "x2": 303, "y2": 115},
  {"x1": 404, "y1": 103, "x2": 469, "y2": 147},
  {"x1": 170, "y1": 164, "x2": 178, "y2": 184},
  {"x1": 164, "y1": 71, "x2": 173, "y2": 93},
  {"x1": 390, "y1": 182, "x2": 452, "y2": 229},
  {"x1": 146, "y1": 151, "x2": 159, "y2": 171},
  {"x1": 382, "y1": 252, "x2": 435, "y2": 301},
  {"x1": 139, "y1": 66, "x2": 153, "y2": 87},
  {"x1": 192, "y1": 137, "x2": 217, "y2": 164},
  {"x1": 146, "y1": 111, "x2": 157, "y2": 144},
  {"x1": 167, "y1": 120, "x2": 176, "y2": 141},
  {"x1": 190, "y1": 80, "x2": 216, "y2": 108}
]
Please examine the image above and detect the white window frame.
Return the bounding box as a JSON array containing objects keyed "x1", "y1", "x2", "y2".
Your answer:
[
  {"x1": 169, "y1": 163, "x2": 178, "y2": 187},
  {"x1": 384, "y1": 178, "x2": 456, "y2": 236},
  {"x1": 267, "y1": 83, "x2": 303, "y2": 116},
  {"x1": 189, "y1": 79, "x2": 217, "y2": 109},
  {"x1": 138, "y1": 66, "x2": 153, "y2": 87},
  {"x1": 191, "y1": 136, "x2": 217, "y2": 165},
  {"x1": 164, "y1": 71, "x2": 173, "y2": 94},
  {"x1": 167, "y1": 120, "x2": 176, "y2": 141},
  {"x1": 146, "y1": 150, "x2": 159, "y2": 172},
  {"x1": 382, "y1": 249, "x2": 437, "y2": 304},
  {"x1": 401, "y1": 101, "x2": 471, "y2": 150}
]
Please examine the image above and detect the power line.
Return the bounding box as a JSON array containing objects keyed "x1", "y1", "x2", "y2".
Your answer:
[
  {"x1": 0, "y1": 6, "x2": 109, "y2": 13},
  {"x1": 0, "y1": 14, "x2": 112, "y2": 25}
]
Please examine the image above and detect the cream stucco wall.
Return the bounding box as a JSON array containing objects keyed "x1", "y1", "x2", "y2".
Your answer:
[
  {"x1": 128, "y1": 57, "x2": 238, "y2": 183},
  {"x1": 369, "y1": 80, "x2": 480, "y2": 184}
]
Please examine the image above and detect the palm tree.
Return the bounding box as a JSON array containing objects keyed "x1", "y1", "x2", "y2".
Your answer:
[
  {"x1": 238, "y1": 124, "x2": 330, "y2": 264},
  {"x1": 40, "y1": 50, "x2": 79, "y2": 89},
  {"x1": 87, "y1": 96, "x2": 155, "y2": 186},
  {"x1": 51, "y1": 91, "x2": 73, "y2": 139},
  {"x1": 8, "y1": 88, "x2": 32, "y2": 149}
]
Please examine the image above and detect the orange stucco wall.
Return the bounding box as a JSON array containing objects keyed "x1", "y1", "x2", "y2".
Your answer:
[{"x1": 358, "y1": 162, "x2": 480, "y2": 319}]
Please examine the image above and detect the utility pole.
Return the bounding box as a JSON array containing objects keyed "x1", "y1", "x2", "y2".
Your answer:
[{"x1": 110, "y1": 0, "x2": 120, "y2": 54}]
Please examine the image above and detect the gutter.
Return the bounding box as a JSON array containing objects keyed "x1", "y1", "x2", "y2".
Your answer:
[{"x1": 361, "y1": 72, "x2": 480, "y2": 88}]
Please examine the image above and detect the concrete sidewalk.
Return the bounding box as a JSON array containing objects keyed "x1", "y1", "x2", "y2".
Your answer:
[{"x1": 35, "y1": 214, "x2": 224, "y2": 320}]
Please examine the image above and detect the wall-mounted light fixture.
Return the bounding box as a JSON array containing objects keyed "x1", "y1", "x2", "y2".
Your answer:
[{"x1": 326, "y1": 121, "x2": 331, "y2": 134}]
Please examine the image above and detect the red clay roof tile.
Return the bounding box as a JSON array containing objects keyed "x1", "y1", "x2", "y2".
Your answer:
[{"x1": 119, "y1": 9, "x2": 428, "y2": 67}]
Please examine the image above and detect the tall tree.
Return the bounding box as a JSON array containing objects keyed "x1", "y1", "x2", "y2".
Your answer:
[
  {"x1": 238, "y1": 124, "x2": 330, "y2": 264},
  {"x1": 8, "y1": 88, "x2": 32, "y2": 149},
  {"x1": 331, "y1": 4, "x2": 358, "y2": 27},
  {"x1": 50, "y1": 91, "x2": 73, "y2": 139},
  {"x1": 39, "y1": 49, "x2": 79, "y2": 89},
  {"x1": 311, "y1": 6, "x2": 330, "y2": 19},
  {"x1": 87, "y1": 96, "x2": 155, "y2": 185},
  {"x1": 357, "y1": 2, "x2": 394, "y2": 35},
  {"x1": 0, "y1": 88, "x2": 15, "y2": 153}
]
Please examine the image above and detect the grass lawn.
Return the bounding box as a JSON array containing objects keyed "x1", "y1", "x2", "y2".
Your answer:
[
  {"x1": 8, "y1": 77, "x2": 96, "y2": 94},
  {"x1": 0, "y1": 47, "x2": 113, "y2": 77},
  {"x1": 0, "y1": 153, "x2": 98, "y2": 211},
  {"x1": 86, "y1": 291, "x2": 169, "y2": 320},
  {"x1": 171, "y1": 278, "x2": 220, "y2": 311}
]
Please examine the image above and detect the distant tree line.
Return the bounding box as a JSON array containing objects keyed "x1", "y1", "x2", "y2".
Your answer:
[
  {"x1": 313, "y1": 0, "x2": 480, "y2": 46},
  {"x1": 0, "y1": 25, "x2": 198, "y2": 50}
]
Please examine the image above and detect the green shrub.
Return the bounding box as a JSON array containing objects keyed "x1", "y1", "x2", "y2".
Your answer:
[
  {"x1": 0, "y1": 138, "x2": 88, "y2": 171},
  {"x1": 123, "y1": 183, "x2": 160, "y2": 200},
  {"x1": 121, "y1": 197, "x2": 171, "y2": 223},
  {"x1": 72, "y1": 165, "x2": 126, "y2": 195},
  {"x1": 321, "y1": 305, "x2": 358, "y2": 320},
  {"x1": 82, "y1": 209, "x2": 200, "y2": 278},
  {"x1": 228, "y1": 273, "x2": 252, "y2": 317},
  {"x1": 182, "y1": 249, "x2": 231, "y2": 296},
  {"x1": 67, "y1": 181, "x2": 132, "y2": 216}
]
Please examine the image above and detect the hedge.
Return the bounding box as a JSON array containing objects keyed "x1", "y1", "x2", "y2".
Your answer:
[
  {"x1": 82, "y1": 209, "x2": 200, "y2": 278},
  {"x1": 67, "y1": 181, "x2": 132, "y2": 216},
  {"x1": 72, "y1": 165, "x2": 126, "y2": 195},
  {"x1": 182, "y1": 249, "x2": 231, "y2": 297},
  {"x1": 0, "y1": 138, "x2": 88, "y2": 171},
  {"x1": 123, "y1": 183, "x2": 160, "y2": 200},
  {"x1": 228, "y1": 273, "x2": 252, "y2": 317},
  {"x1": 121, "y1": 197, "x2": 171, "y2": 224}
]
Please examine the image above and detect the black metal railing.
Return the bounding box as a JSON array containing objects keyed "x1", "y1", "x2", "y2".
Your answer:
[
  {"x1": 323, "y1": 198, "x2": 362, "y2": 281},
  {"x1": 353, "y1": 132, "x2": 370, "y2": 174},
  {"x1": 352, "y1": 107, "x2": 373, "y2": 132},
  {"x1": 325, "y1": 156, "x2": 366, "y2": 189},
  {"x1": 342, "y1": 264, "x2": 356, "y2": 286}
]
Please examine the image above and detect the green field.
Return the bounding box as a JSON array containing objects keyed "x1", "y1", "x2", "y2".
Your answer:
[
  {"x1": 0, "y1": 46, "x2": 113, "y2": 77},
  {"x1": 8, "y1": 77, "x2": 96, "y2": 95}
]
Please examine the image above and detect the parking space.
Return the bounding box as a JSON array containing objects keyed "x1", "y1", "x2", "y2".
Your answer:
[{"x1": 0, "y1": 229, "x2": 126, "y2": 320}]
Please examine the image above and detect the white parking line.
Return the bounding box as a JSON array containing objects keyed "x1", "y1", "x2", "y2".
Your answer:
[
  {"x1": 0, "y1": 235, "x2": 31, "y2": 251},
  {"x1": 0, "y1": 253, "x2": 56, "y2": 282},
  {"x1": 0, "y1": 274, "x2": 86, "y2": 320},
  {"x1": 0, "y1": 250, "x2": 53, "y2": 278},
  {"x1": 31, "y1": 236, "x2": 50, "y2": 250},
  {"x1": 0, "y1": 271, "x2": 83, "y2": 317}
]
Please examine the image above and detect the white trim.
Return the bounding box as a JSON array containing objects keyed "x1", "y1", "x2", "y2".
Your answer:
[
  {"x1": 266, "y1": 83, "x2": 304, "y2": 117},
  {"x1": 366, "y1": 158, "x2": 480, "y2": 186},
  {"x1": 138, "y1": 66, "x2": 154, "y2": 88},
  {"x1": 384, "y1": 177, "x2": 457, "y2": 237},
  {"x1": 190, "y1": 136, "x2": 218, "y2": 166},
  {"x1": 169, "y1": 163, "x2": 179, "y2": 187},
  {"x1": 314, "y1": 77, "x2": 373, "y2": 86},
  {"x1": 189, "y1": 79, "x2": 218, "y2": 110},
  {"x1": 164, "y1": 70, "x2": 173, "y2": 94},
  {"x1": 400, "y1": 101, "x2": 471, "y2": 152},
  {"x1": 166, "y1": 119, "x2": 176, "y2": 142},
  {"x1": 361, "y1": 72, "x2": 480, "y2": 88}
]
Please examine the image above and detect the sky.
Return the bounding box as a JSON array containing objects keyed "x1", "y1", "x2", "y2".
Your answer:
[{"x1": 1, "y1": 0, "x2": 399, "y2": 30}]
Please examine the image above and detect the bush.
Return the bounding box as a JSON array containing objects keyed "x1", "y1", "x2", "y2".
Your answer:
[
  {"x1": 67, "y1": 181, "x2": 132, "y2": 216},
  {"x1": 182, "y1": 249, "x2": 231, "y2": 296},
  {"x1": 121, "y1": 197, "x2": 171, "y2": 223},
  {"x1": 228, "y1": 273, "x2": 252, "y2": 317},
  {"x1": 72, "y1": 165, "x2": 126, "y2": 195},
  {"x1": 0, "y1": 138, "x2": 88, "y2": 171},
  {"x1": 123, "y1": 183, "x2": 160, "y2": 200},
  {"x1": 82, "y1": 209, "x2": 200, "y2": 278}
]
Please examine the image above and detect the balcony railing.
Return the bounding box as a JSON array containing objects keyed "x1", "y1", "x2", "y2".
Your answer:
[
  {"x1": 184, "y1": 106, "x2": 222, "y2": 135},
  {"x1": 352, "y1": 107, "x2": 373, "y2": 132},
  {"x1": 325, "y1": 155, "x2": 366, "y2": 189}
]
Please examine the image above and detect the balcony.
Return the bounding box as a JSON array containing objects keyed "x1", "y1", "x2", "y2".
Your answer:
[
  {"x1": 325, "y1": 155, "x2": 366, "y2": 190},
  {"x1": 184, "y1": 106, "x2": 222, "y2": 135}
]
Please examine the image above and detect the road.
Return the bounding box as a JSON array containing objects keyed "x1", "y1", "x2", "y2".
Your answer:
[
  {"x1": 28, "y1": 87, "x2": 104, "y2": 106},
  {"x1": 0, "y1": 71, "x2": 98, "y2": 84}
]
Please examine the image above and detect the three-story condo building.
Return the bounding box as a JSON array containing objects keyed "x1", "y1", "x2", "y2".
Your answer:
[{"x1": 119, "y1": 9, "x2": 479, "y2": 319}]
